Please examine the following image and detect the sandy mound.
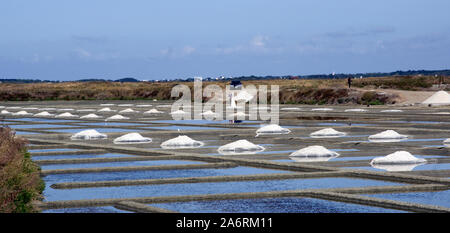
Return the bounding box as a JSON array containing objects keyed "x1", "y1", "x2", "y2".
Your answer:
[
  {"x1": 289, "y1": 145, "x2": 339, "y2": 157},
  {"x1": 56, "y1": 112, "x2": 78, "y2": 118},
  {"x1": 71, "y1": 129, "x2": 107, "y2": 140},
  {"x1": 218, "y1": 139, "x2": 265, "y2": 155},
  {"x1": 310, "y1": 128, "x2": 346, "y2": 138},
  {"x1": 113, "y1": 133, "x2": 152, "y2": 144},
  {"x1": 370, "y1": 151, "x2": 426, "y2": 165},
  {"x1": 80, "y1": 113, "x2": 102, "y2": 119},
  {"x1": 256, "y1": 124, "x2": 290, "y2": 135},
  {"x1": 422, "y1": 91, "x2": 450, "y2": 105},
  {"x1": 106, "y1": 114, "x2": 130, "y2": 120},
  {"x1": 161, "y1": 135, "x2": 204, "y2": 149}
]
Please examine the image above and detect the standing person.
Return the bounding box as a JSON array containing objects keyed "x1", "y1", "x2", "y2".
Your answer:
[{"x1": 347, "y1": 76, "x2": 352, "y2": 89}]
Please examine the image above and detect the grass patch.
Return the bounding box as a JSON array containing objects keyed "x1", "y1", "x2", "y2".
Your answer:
[{"x1": 0, "y1": 127, "x2": 44, "y2": 213}]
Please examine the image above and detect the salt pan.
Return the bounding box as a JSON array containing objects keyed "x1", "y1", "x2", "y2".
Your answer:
[
  {"x1": 370, "y1": 151, "x2": 426, "y2": 165},
  {"x1": 113, "y1": 133, "x2": 152, "y2": 144},
  {"x1": 256, "y1": 124, "x2": 290, "y2": 136},
  {"x1": 310, "y1": 128, "x2": 346, "y2": 138},
  {"x1": 289, "y1": 145, "x2": 339, "y2": 158},
  {"x1": 106, "y1": 114, "x2": 129, "y2": 120},
  {"x1": 55, "y1": 112, "x2": 78, "y2": 118},
  {"x1": 160, "y1": 135, "x2": 204, "y2": 149},
  {"x1": 218, "y1": 139, "x2": 265, "y2": 155},
  {"x1": 71, "y1": 129, "x2": 107, "y2": 140},
  {"x1": 80, "y1": 113, "x2": 102, "y2": 119}
]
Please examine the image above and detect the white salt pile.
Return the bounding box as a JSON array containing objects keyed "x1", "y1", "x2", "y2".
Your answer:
[
  {"x1": 0, "y1": 106, "x2": 4, "y2": 109},
  {"x1": 171, "y1": 110, "x2": 187, "y2": 115},
  {"x1": 144, "y1": 108, "x2": 163, "y2": 114},
  {"x1": 344, "y1": 109, "x2": 367, "y2": 112},
  {"x1": 40, "y1": 108, "x2": 56, "y2": 111},
  {"x1": 371, "y1": 164, "x2": 423, "y2": 172},
  {"x1": 218, "y1": 139, "x2": 265, "y2": 155},
  {"x1": 380, "y1": 109, "x2": 403, "y2": 113},
  {"x1": 368, "y1": 130, "x2": 408, "y2": 142},
  {"x1": 422, "y1": 91, "x2": 450, "y2": 106},
  {"x1": 98, "y1": 107, "x2": 116, "y2": 112},
  {"x1": 71, "y1": 129, "x2": 107, "y2": 140},
  {"x1": 160, "y1": 135, "x2": 204, "y2": 149},
  {"x1": 6, "y1": 107, "x2": 21, "y2": 109},
  {"x1": 136, "y1": 104, "x2": 152, "y2": 107},
  {"x1": 230, "y1": 112, "x2": 247, "y2": 117},
  {"x1": 200, "y1": 110, "x2": 218, "y2": 117},
  {"x1": 290, "y1": 156, "x2": 335, "y2": 163},
  {"x1": 76, "y1": 109, "x2": 96, "y2": 112},
  {"x1": 433, "y1": 112, "x2": 450, "y2": 115},
  {"x1": 153, "y1": 99, "x2": 157, "y2": 101},
  {"x1": 33, "y1": 111, "x2": 54, "y2": 117},
  {"x1": 280, "y1": 107, "x2": 302, "y2": 111},
  {"x1": 310, "y1": 128, "x2": 346, "y2": 138},
  {"x1": 157, "y1": 105, "x2": 172, "y2": 108},
  {"x1": 22, "y1": 107, "x2": 38, "y2": 110},
  {"x1": 55, "y1": 112, "x2": 78, "y2": 118},
  {"x1": 251, "y1": 106, "x2": 270, "y2": 110},
  {"x1": 12, "y1": 111, "x2": 32, "y2": 116},
  {"x1": 113, "y1": 133, "x2": 152, "y2": 144},
  {"x1": 100, "y1": 103, "x2": 115, "y2": 106},
  {"x1": 444, "y1": 138, "x2": 450, "y2": 147},
  {"x1": 1, "y1": 110, "x2": 11, "y2": 114},
  {"x1": 80, "y1": 113, "x2": 102, "y2": 119},
  {"x1": 106, "y1": 114, "x2": 129, "y2": 120},
  {"x1": 234, "y1": 90, "x2": 254, "y2": 102},
  {"x1": 289, "y1": 145, "x2": 339, "y2": 158},
  {"x1": 370, "y1": 151, "x2": 426, "y2": 165},
  {"x1": 118, "y1": 104, "x2": 134, "y2": 107},
  {"x1": 256, "y1": 124, "x2": 290, "y2": 136},
  {"x1": 119, "y1": 108, "x2": 138, "y2": 113},
  {"x1": 311, "y1": 108, "x2": 333, "y2": 111}
]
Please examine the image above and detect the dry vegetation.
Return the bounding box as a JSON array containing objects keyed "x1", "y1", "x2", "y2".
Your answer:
[
  {"x1": 0, "y1": 75, "x2": 446, "y2": 104},
  {"x1": 0, "y1": 127, "x2": 44, "y2": 213}
]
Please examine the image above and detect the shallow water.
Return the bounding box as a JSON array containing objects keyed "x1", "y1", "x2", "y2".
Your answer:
[
  {"x1": 77, "y1": 122, "x2": 148, "y2": 126},
  {"x1": 29, "y1": 148, "x2": 77, "y2": 153},
  {"x1": 365, "y1": 190, "x2": 450, "y2": 208},
  {"x1": 7, "y1": 124, "x2": 78, "y2": 129},
  {"x1": 42, "y1": 206, "x2": 131, "y2": 213},
  {"x1": 151, "y1": 197, "x2": 404, "y2": 213},
  {"x1": 32, "y1": 153, "x2": 133, "y2": 161},
  {"x1": 40, "y1": 159, "x2": 205, "y2": 170},
  {"x1": 9, "y1": 118, "x2": 75, "y2": 122},
  {"x1": 43, "y1": 177, "x2": 404, "y2": 202},
  {"x1": 45, "y1": 128, "x2": 137, "y2": 133}
]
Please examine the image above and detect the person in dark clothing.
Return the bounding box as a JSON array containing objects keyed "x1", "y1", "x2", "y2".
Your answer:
[{"x1": 347, "y1": 77, "x2": 352, "y2": 89}]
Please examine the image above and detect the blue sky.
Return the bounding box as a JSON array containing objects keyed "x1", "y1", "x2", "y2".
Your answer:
[{"x1": 1, "y1": 0, "x2": 449, "y2": 80}]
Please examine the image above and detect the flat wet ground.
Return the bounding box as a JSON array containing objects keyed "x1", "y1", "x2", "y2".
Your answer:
[{"x1": 1, "y1": 100, "x2": 449, "y2": 213}]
